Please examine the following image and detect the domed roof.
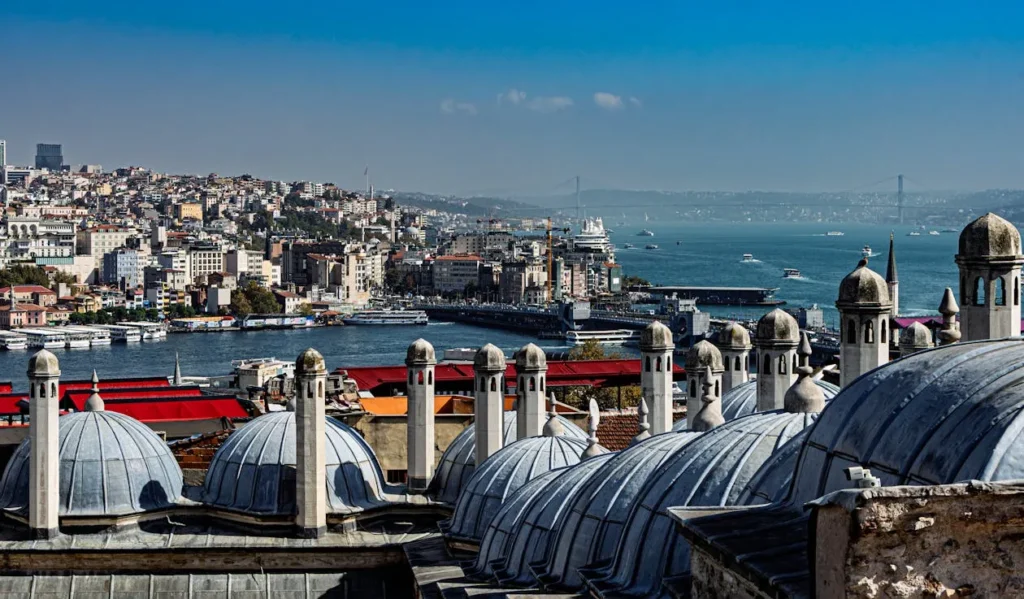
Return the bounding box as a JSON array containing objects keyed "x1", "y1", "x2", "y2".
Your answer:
[
  {"x1": 203, "y1": 412, "x2": 386, "y2": 515},
  {"x1": 27, "y1": 349, "x2": 60, "y2": 377},
  {"x1": 444, "y1": 434, "x2": 590, "y2": 544},
  {"x1": 0, "y1": 411, "x2": 182, "y2": 517},
  {"x1": 429, "y1": 411, "x2": 587, "y2": 505},
  {"x1": 738, "y1": 427, "x2": 812, "y2": 505},
  {"x1": 474, "y1": 343, "x2": 507, "y2": 372},
  {"x1": 957, "y1": 212, "x2": 1022, "y2": 259},
  {"x1": 534, "y1": 432, "x2": 702, "y2": 591},
  {"x1": 791, "y1": 339, "x2": 1024, "y2": 504},
  {"x1": 899, "y1": 321, "x2": 934, "y2": 353},
  {"x1": 640, "y1": 321, "x2": 673, "y2": 351},
  {"x1": 837, "y1": 259, "x2": 890, "y2": 307},
  {"x1": 755, "y1": 309, "x2": 800, "y2": 345},
  {"x1": 671, "y1": 379, "x2": 838, "y2": 430},
  {"x1": 684, "y1": 340, "x2": 724, "y2": 372},
  {"x1": 405, "y1": 338, "x2": 436, "y2": 366},
  {"x1": 583, "y1": 410, "x2": 818, "y2": 597},
  {"x1": 470, "y1": 453, "x2": 615, "y2": 584},
  {"x1": 295, "y1": 348, "x2": 326, "y2": 375},
  {"x1": 716, "y1": 322, "x2": 752, "y2": 350},
  {"x1": 514, "y1": 343, "x2": 546, "y2": 370}
]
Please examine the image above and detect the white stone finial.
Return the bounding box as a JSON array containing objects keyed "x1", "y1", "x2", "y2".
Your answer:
[
  {"x1": 632, "y1": 398, "x2": 651, "y2": 444},
  {"x1": 542, "y1": 398, "x2": 564, "y2": 437},
  {"x1": 85, "y1": 370, "x2": 104, "y2": 412},
  {"x1": 581, "y1": 399, "x2": 603, "y2": 459},
  {"x1": 173, "y1": 352, "x2": 183, "y2": 386},
  {"x1": 938, "y1": 287, "x2": 962, "y2": 346}
]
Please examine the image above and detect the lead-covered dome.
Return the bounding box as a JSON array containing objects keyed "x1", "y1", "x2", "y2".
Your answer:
[
  {"x1": 474, "y1": 343, "x2": 507, "y2": 371},
  {"x1": 684, "y1": 340, "x2": 724, "y2": 372},
  {"x1": 672, "y1": 378, "x2": 838, "y2": 429},
  {"x1": 958, "y1": 212, "x2": 1022, "y2": 258},
  {"x1": 717, "y1": 322, "x2": 752, "y2": 350},
  {"x1": 899, "y1": 321, "x2": 934, "y2": 354},
  {"x1": 443, "y1": 433, "x2": 593, "y2": 545},
  {"x1": 27, "y1": 349, "x2": 60, "y2": 377},
  {"x1": 640, "y1": 321, "x2": 673, "y2": 351},
  {"x1": 515, "y1": 343, "x2": 546, "y2": 370},
  {"x1": 0, "y1": 411, "x2": 183, "y2": 517},
  {"x1": 583, "y1": 410, "x2": 818, "y2": 597},
  {"x1": 837, "y1": 258, "x2": 890, "y2": 307},
  {"x1": 790, "y1": 339, "x2": 1024, "y2": 504},
  {"x1": 406, "y1": 338, "x2": 436, "y2": 365},
  {"x1": 429, "y1": 411, "x2": 587, "y2": 505},
  {"x1": 755, "y1": 309, "x2": 800, "y2": 344},
  {"x1": 203, "y1": 412, "x2": 386, "y2": 515}
]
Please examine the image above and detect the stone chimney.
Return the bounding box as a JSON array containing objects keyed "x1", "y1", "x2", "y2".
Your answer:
[
  {"x1": 405, "y1": 339, "x2": 436, "y2": 492},
  {"x1": 640, "y1": 321, "x2": 674, "y2": 435},
  {"x1": 473, "y1": 344, "x2": 506, "y2": 466},
  {"x1": 514, "y1": 343, "x2": 547, "y2": 439},
  {"x1": 295, "y1": 348, "x2": 327, "y2": 538},
  {"x1": 27, "y1": 349, "x2": 61, "y2": 539}
]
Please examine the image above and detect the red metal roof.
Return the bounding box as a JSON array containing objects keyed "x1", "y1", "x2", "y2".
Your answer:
[
  {"x1": 62, "y1": 386, "x2": 206, "y2": 411},
  {"x1": 59, "y1": 376, "x2": 171, "y2": 395},
  {"x1": 0, "y1": 382, "x2": 12, "y2": 394},
  {"x1": 103, "y1": 396, "x2": 248, "y2": 422},
  {"x1": 0, "y1": 393, "x2": 28, "y2": 415}
]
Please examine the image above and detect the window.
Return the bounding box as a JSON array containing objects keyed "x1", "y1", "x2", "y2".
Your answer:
[
  {"x1": 645, "y1": 356, "x2": 651, "y2": 372},
  {"x1": 715, "y1": 380, "x2": 719, "y2": 395},
  {"x1": 880, "y1": 320, "x2": 888, "y2": 344},
  {"x1": 656, "y1": 357, "x2": 663, "y2": 372},
  {"x1": 666, "y1": 357, "x2": 671, "y2": 370},
  {"x1": 847, "y1": 320, "x2": 856, "y2": 344},
  {"x1": 529, "y1": 377, "x2": 536, "y2": 391},
  {"x1": 744, "y1": 356, "x2": 749, "y2": 371},
  {"x1": 690, "y1": 380, "x2": 697, "y2": 397},
  {"x1": 490, "y1": 378, "x2": 497, "y2": 392},
  {"x1": 1016, "y1": 277, "x2": 1020, "y2": 306},
  {"x1": 417, "y1": 371, "x2": 424, "y2": 384},
  {"x1": 863, "y1": 321, "x2": 874, "y2": 344},
  {"x1": 793, "y1": 354, "x2": 798, "y2": 371},
  {"x1": 778, "y1": 355, "x2": 787, "y2": 375},
  {"x1": 386, "y1": 470, "x2": 408, "y2": 484},
  {"x1": 734, "y1": 356, "x2": 741, "y2": 371},
  {"x1": 763, "y1": 354, "x2": 772, "y2": 375},
  {"x1": 479, "y1": 377, "x2": 485, "y2": 392},
  {"x1": 540, "y1": 377, "x2": 545, "y2": 392},
  {"x1": 996, "y1": 277, "x2": 1006, "y2": 306},
  {"x1": 975, "y1": 277, "x2": 986, "y2": 306},
  {"x1": 428, "y1": 371, "x2": 433, "y2": 385}
]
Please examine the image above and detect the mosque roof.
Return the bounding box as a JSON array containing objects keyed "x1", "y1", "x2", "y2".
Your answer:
[
  {"x1": 755, "y1": 309, "x2": 800, "y2": 345},
  {"x1": 716, "y1": 321, "x2": 752, "y2": 350},
  {"x1": 671, "y1": 379, "x2": 838, "y2": 429},
  {"x1": 0, "y1": 411, "x2": 183, "y2": 517},
  {"x1": 203, "y1": 412, "x2": 386, "y2": 515},
  {"x1": 428, "y1": 411, "x2": 587, "y2": 505},
  {"x1": 684, "y1": 340, "x2": 724, "y2": 372},
  {"x1": 957, "y1": 212, "x2": 1022, "y2": 259},
  {"x1": 837, "y1": 259, "x2": 891, "y2": 307}
]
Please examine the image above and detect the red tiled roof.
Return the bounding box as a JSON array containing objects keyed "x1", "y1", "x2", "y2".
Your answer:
[
  {"x1": 0, "y1": 285, "x2": 56, "y2": 295},
  {"x1": 0, "y1": 393, "x2": 29, "y2": 415},
  {"x1": 436, "y1": 254, "x2": 482, "y2": 261}
]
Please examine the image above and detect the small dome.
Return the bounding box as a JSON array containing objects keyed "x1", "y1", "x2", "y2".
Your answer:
[
  {"x1": 429, "y1": 411, "x2": 587, "y2": 505},
  {"x1": 203, "y1": 412, "x2": 386, "y2": 515},
  {"x1": 27, "y1": 349, "x2": 60, "y2": 377},
  {"x1": 583, "y1": 411, "x2": 818, "y2": 597},
  {"x1": 640, "y1": 321, "x2": 673, "y2": 351},
  {"x1": 837, "y1": 259, "x2": 891, "y2": 307},
  {"x1": 405, "y1": 338, "x2": 436, "y2": 366},
  {"x1": 755, "y1": 309, "x2": 800, "y2": 345},
  {"x1": 535, "y1": 432, "x2": 702, "y2": 591},
  {"x1": 472, "y1": 453, "x2": 616, "y2": 585},
  {"x1": 444, "y1": 434, "x2": 590, "y2": 544},
  {"x1": 474, "y1": 343, "x2": 507, "y2": 372},
  {"x1": 958, "y1": 212, "x2": 1022, "y2": 258},
  {"x1": 717, "y1": 322, "x2": 752, "y2": 350},
  {"x1": 0, "y1": 412, "x2": 182, "y2": 517},
  {"x1": 685, "y1": 340, "x2": 724, "y2": 372},
  {"x1": 514, "y1": 343, "x2": 546, "y2": 370},
  {"x1": 899, "y1": 321, "x2": 934, "y2": 353},
  {"x1": 671, "y1": 379, "x2": 838, "y2": 429},
  {"x1": 295, "y1": 348, "x2": 326, "y2": 376}
]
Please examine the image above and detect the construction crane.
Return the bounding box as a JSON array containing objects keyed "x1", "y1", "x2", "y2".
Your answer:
[{"x1": 543, "y1": 217, "x2": 571, "y2": 306}]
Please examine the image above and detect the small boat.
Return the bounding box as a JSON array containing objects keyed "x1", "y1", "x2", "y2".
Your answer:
[
  {"x1": 783, "y1": 268, "x2": 802, "y2": 279},
  {"x1": 644, "y1": 244, "x2": 659, "y2": 250},
  {"x1": 637, "y1": 229, "x2": 654, "y2": 237},
  {"x1": 623, "y1": 243, "x2": 635, "y2": 249},
  {"x1": 566, "y1": 329, "x2": 642, "y2": 347},
  {"x1": 942, "y1": 227, "x2": 958, "y2": 233},
  {"x1": 928, "y1": 230, "x2": 940, "y2": 236},
  {"x1": 907, "y1": 231, "x2": 921, "y2": 237},
  {"x1": 742, "y1": 254, "x2": 754, "y2": 262},
  {"x1": 676, "y1": 241, "x2": 681, "y2": 245},
  {"x1": 862, "y1": 245, "x2": 872, "y2": 258},
  {"x1": 826, "y1": 231, "x2": 845, "y2": 236}
]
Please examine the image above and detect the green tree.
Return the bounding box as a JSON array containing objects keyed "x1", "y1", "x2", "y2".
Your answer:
[
  {"x1": 564, "y1": 339, "x2": 642, "y2": 410},
  {"x1": 296, "y1": 303, "x2": 314, "y2": 316},
  {"x1": 230, "y1": 290, "x2": 253, "y2": 317},
  {"x1": 145, "y1": 308, "x2": 160, "y2": 321}
]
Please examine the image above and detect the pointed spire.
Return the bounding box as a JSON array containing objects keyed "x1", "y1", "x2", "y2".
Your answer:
[
  {"x1": 84, "y1": 370, "x2": 104, "y2": 412},
  {"x1": 581, "y1": 399, "x2": 603, "y2": 459},
  {"x1": 886, "y1": 231, "x2": 898, "y2": 284},
  {"x1": 173, "y1": 352, "x2": 182, "y2": 386},
  {"x1": 798, "y1": 330, "x2": 812, "y2": 369},
  {"x1": 631, "y1": 398, "x2": 651, "y2": 444},
  {"x1": 937, "y1": 287, "x2": 962, "y2": 346},
  {"x1": 691, "y1": 365, "x2": 724, "y2": 432},
  {"x1": 542, "y1": 394, "x2": 564, "y2": 437}
]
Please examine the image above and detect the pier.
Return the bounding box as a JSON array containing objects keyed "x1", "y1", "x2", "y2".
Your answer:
[{"x1": 638, "y1": 286, "x2": 784, "y2": 306}]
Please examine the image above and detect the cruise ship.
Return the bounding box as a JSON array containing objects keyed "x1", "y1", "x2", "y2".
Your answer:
[
  {"x1": 342, "y1": 310, "x2": 429, "y2": 326},
  {"x1": 572, "y1": 217, "x2": 614, "y2": 253}
]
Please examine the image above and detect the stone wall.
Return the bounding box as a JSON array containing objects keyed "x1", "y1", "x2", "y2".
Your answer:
[
  {"x1": 341, "y1": 413, "x2": 472, "y2": 475},
  {"x1": 690, "y1": 546, "x2": 772, "y2": 599}
]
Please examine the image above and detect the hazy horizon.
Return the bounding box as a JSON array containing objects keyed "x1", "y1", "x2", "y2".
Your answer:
[{"x1": 2, "y1": 2, "x2": 1022, "y2": 195}]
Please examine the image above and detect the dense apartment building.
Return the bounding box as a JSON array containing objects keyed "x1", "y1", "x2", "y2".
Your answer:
[
  {"x1": 77, "y1": 225, "x2": 135, "y2": 278},
  {"x1": 433, "y1": 254, "x2": 482, "y2": 293},
  {"x1": 186, "y1": 246, "x2": 225, "y2": 283},
  {"x1": 103, "y1": 247, "x2": 145, "y2": 289}
]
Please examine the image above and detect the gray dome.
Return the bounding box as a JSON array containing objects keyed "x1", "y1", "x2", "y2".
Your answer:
[
  {"x1": 0, "y1": 412, "x2": 182, "y2": 517},
  {"x1": 295, "y1": 348, "x2": 326, "y2": 375},
  {"x1": 684, "y1": 340, "x2": 724, "y2": 372},
  {"x1": 471, "y1": 453, "x2": 615, "y2": 584},
  {"x1": 837, "y1": 259, "x2": 890, "y2": 307},
  {"x1": 534, "y1": 432, "x2": 702, "y2": 591},
  {"x1": 672, "y1": 378, "x2": 838, "y2": 429},
  {"x1": 717, "y1": 322, "x2": 751, "y2": 350},
  {"x1": 429, "y1": 411, "x2": 587, "y2": 505},
  {"x1": 583, "y1": 410, "x2": 818, "y2": 597},
  {"x1": 444, "y1": 434, "x2": 589, "y2": 544},
  {"x1": 514, "y1": 343, "x2": 546, "y2": 370},
  {"x1": 405, "y1": 338, "x2": 436, "y2": 366},
  {"x1": 755, "y1": 309, "x2": 800, "y2": 345},
  {"x1": 474, "y1": 343, "x2": 507, "y2": 372},
  {"x1": 958, "y1": 212, "x2": 1021, "y2": 258},
  {"x1": 791, "y1": 339, "x2": 1024, "y2": 504},
  {"x1": 640, "y1": 321, "x2": 673, "y2": 351},
  {"x1": 203, "y1": 412, "x2": 386, "y2": 515},
  {"x1": 27, "y1": 349, "x2": 60, "y2": 377},
  {"x1": 899, "y1": 321, "x2": 934, "y2": 353},
  {"x1": 738, "y1": 427, "x2": 812, "y2": 505}
]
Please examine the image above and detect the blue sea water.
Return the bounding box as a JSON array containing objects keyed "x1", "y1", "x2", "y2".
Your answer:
[{"x1": 0, "y1": 222, "x2": 959, "y2": 389}]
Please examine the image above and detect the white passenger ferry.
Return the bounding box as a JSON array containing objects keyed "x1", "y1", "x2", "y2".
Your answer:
[
  {"x1": 96, "y1": 325, "x2": 142, "y2": 342},
  {"x1": 19, "y1": 329, "x2": 66, "y2": 350},
  {"x1": 342, "y1": 310, "x2": 429, "y2": 326},
  {"x1": 120, "y1": 322, "x2": 168, "y2": 340},
  {"x1": 566, "y1": 329, "x2": 641, "y2": 347},
  {"x1": 0, "y1": 331, "x2": 28, "y2": 350}
]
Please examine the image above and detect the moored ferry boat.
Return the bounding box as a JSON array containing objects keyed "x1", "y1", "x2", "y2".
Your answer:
[
  {"x1": 0, "y1": 331, "x2": 28, "y2": 350},
  {"x1": 566, "y1": 329, "x2": 642, "y2": 347},
  {"x1": 342, "y1": 310, "x2": 429, "y2": 326}
]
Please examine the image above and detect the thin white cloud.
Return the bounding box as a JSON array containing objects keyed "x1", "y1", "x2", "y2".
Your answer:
[
  {"x1": 440, "y1": 99, "x2": 477, "y2": 116},
  {"x1": 527, "y1": 96, "x2": 574, "y2": 113},
  {"x1": 593, "y1": 92, "x2": 624, "y2": 111},
  {"x1": 499, "y1": 88, "x2": 527, "y2": 105},
  {"x1": 629, "y1": 96, "x2": 642, "y2": 108}
]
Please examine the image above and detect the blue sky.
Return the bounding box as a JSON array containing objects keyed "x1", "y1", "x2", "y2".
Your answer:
[{"x1": 1, "y1": 2, "x2": 1022, "y2": 194}]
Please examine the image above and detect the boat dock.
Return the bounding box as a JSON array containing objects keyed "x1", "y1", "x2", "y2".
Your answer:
[
  {"x1": 7, "y1": 323, "x2": 165, "y2": 350},
  {"x1": 642, "y1": 286, "x2": 784, "y2": 306}
]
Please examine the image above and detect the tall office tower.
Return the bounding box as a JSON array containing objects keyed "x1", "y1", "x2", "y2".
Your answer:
[
  {"x1": 35, "y1": 143, "x2": 63, "y2": 171},
  {"x1": 0, "y1": 140, "x2": 7, "y2": 169}
]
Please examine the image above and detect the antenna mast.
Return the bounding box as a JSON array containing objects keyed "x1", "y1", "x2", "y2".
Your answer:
[
  {"x1": 546, "y1": 217, "x2": 553, "y2": 306},
  {"x1": 897, "y1": 174, "x2": 904, "y2": 225},
  {"x1": 575, "y1": 175, "x2": 581, "y2": 228}
]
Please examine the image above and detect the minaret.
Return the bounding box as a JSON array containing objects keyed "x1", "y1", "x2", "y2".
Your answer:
[
  {"x1": 899, "y1": 322, "x2": 934, "y2": 356},
  {"x1": 836, "y1": 258, "x2": 892, "y2": 387},
  {"x1": 716, "y1": 322, "x2": 751, "y2": 394},
  {"x1": 173, "y1": 353, "x2": 182, "y2": 386},
  {"x1": 631, "y1": 398, "x2": 651, "y2": 445},
  {"x1": 405, "y1": 339, "x2": 436, "y2": 492},
  {"x1": 514, "y1": 343, "x2": 547, "y2": 439},
  {"x1": 690, "y1": 365, "x2": 724, "y2": 432},
  {"x1": 955, "y1": 213, "x2": 1024, "y2": 341},
  {"x1": 937, "y1": 288, "x2": 962, "y2": 346},
  {"x1": 886, "y1": 232, "x2": 899, "y2": 318},
  {"x1": 684, "y1": 340, "x2": 723, "y2": 430},
  {"x1": 294, "y1": 348, "x2": 327, "y2": 538},
  {"x1": 640, "y1": 321, "x2": 674, "y2": 435},
  {"x1": 473, "y1": 344, "x2": 506, "y2": 466},
  {"x1": 754, "y1": 309, "x2": 801, "y2": 411},
  {"x1": 27, "y1": 350, "x2": 61, "y2": 539},
  {"x1": 581, "y1": 399, "x2": 603, "y2": 460}
]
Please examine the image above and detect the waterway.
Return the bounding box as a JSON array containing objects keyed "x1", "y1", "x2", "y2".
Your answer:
[{"x1": 0, "y1": 222, "x2": 961, "y2": 389}]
